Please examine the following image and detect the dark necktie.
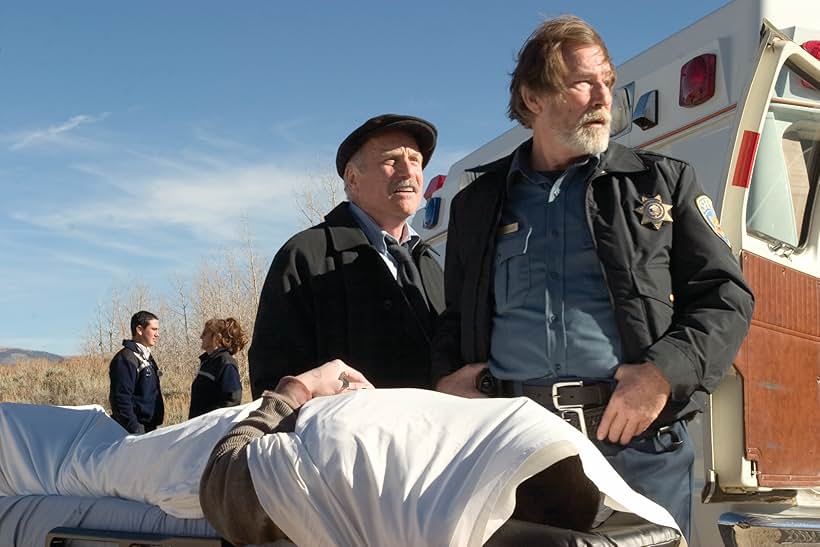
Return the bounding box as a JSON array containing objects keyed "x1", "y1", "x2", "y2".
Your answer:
[{"x1": 385, "y1": 239, "x2": 429, "y2": 311}]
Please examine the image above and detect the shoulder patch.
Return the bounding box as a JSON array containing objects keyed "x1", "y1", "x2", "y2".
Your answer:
[{"x1": 695, "y1": 194, "x2": 731, "y2": 247}]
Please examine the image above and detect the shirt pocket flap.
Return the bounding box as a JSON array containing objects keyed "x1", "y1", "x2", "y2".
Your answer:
[{"x1": 496, "y1": 225, "x2": 532, "y2": 263}]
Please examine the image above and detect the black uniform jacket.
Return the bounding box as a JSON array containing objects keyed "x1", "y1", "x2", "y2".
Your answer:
[
  {"x1": 249, "y1": 202, "x2": 445, "y2": 398},
  {"x1": 188, "y1": 348, "x2": 243, "y2": 419},
  {"x1": 433, "y1": 141, "x2": 754, "y2": 420}
]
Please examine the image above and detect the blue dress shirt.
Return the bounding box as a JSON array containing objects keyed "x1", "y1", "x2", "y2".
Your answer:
[{"x1": 348, "y1": 201, "x2": 420, "y2": 281}]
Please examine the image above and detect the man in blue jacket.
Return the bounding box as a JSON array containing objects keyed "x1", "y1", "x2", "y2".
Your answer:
[{"x1": 108, "y1": 310, "x2": 165, "y2": 434}]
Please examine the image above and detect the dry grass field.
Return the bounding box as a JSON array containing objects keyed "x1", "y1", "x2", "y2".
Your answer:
[{"x1": 0, "y1": 351, "x2": 252, "y2": 426}]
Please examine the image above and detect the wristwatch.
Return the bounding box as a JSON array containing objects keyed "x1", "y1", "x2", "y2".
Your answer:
[{"x1": 475, "y1": 367, "x2": 497, "y2": 396}]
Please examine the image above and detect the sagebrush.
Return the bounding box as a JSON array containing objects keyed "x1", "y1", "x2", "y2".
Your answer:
[{"x1": 0, "y1": 352, "x2": 252, "y2": 426}]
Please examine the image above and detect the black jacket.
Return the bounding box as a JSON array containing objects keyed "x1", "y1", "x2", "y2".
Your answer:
[
  {"x1": 188, "y1": 348, "x2": 243, "y2": 419},
  {"x1": 249, "y1": 202, "x2": 445, "y2": 398},
  {"x1": 108, "y1": 339, "x2": 164, "y2": 434},
  {"x1": 433, "y1": 141, "x2": 754, "y2": 419}
]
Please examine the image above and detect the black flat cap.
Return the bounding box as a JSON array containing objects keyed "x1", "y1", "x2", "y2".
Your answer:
[{"x1": 335, "y1": 113, "x2": 437, "y2": 177}]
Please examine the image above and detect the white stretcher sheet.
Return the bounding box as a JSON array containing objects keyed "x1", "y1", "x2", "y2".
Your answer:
[
  {"x1": 0, "y1": 400, "x2": 260, "y2": 518},
  {"x1": 249, "y1": 389, "x2": 683, "y2": 547}
]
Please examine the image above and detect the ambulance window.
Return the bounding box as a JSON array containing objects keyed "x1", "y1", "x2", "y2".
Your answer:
[{"x1": 746, "y1": 63, "x2": 820, "y2": 249}]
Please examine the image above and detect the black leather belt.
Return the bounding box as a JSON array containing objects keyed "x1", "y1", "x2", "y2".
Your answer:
[
  {"x1": 476, "y1": 369, "x2": 613, "y2": 438},
  {"x1": 514, "y1": 380, "x2": 613, "y2": 409}
]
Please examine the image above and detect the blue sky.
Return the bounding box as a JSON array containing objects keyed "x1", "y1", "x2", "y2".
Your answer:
[{"x1": 0, "y1": 1, "x2": 728, "y2": 355}]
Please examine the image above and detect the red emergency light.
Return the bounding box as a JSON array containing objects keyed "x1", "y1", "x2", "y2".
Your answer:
[
  {"x1": 679, "y1": 53, "x2": 717, "y2": 107},
  {"x1": 800, "y1": 41, "x2": 820, "y2": 90},
  {"x1": 803, "y1": 40, "x2": 820, "y2": 59},
  {"x1": 424, "y1": 174, "x2": 446, "y2": 200},
  {"x1": 422, "y1": 175, "x2": 446, "y2": 229}
]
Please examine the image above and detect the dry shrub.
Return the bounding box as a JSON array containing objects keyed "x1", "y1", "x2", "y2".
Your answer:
[
  {"x1": 0, "y1": 354, "x2": 252, "y2": 426},
  {"x1": 0, "y1": 356, "x2": 109, "y2": 407}
]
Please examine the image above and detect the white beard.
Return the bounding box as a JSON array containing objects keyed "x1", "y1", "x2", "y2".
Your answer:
[{"x1": 562, "y1": 109, "x2": 611, "y2": 156}]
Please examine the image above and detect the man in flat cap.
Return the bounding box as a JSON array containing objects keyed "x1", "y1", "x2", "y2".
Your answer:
[{"x1": 248, "y1": 114, "x2": 445, "y2": 398}]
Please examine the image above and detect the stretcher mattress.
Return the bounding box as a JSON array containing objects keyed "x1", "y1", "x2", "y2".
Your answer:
[{"x1": 0, "y1": 494, "x2": 217, "y2": 547}]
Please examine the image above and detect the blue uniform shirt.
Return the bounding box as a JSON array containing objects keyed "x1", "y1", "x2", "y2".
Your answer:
[{"x1": 489, "y1": 141, "x2": 623, "y2": 381}]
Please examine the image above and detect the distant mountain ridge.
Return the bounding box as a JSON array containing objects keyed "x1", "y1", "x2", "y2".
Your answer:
[{"x1": 0, "y1": 347, "x2": 64, "y2": 365}]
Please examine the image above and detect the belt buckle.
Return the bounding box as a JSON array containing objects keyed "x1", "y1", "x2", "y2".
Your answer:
[{"x1": 551, "y1": 381, "x2": 587, "y2": 436}]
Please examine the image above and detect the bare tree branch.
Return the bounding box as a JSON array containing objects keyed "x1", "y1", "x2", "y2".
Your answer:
[{"x1": 293, "y1": 169, "x2": 344, "y2": 227}]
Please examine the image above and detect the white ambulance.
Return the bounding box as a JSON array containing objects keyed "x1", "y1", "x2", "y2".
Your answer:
[{"x1": 414, "y1": 1, "x2": 820, "y2": 545}]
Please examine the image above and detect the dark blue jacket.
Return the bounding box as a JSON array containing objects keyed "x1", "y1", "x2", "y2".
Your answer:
[
  {"x1": 108, "y1": 339, "x2": 164, "y2": 433},
  {"x1": 188, "y1": 348, "x2": 242, "y2": 419}
]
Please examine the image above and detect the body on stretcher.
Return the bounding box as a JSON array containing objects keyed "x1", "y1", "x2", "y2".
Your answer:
[{"x1": 0, "y1": 391, "x2": 682, "y2": 546}]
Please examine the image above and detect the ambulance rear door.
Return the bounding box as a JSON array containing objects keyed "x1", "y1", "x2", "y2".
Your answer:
[{"x1": 706, "y1": 22, "x2": 820, "y2": 495}]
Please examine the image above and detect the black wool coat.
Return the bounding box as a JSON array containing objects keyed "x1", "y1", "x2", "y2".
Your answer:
[{"x1": 249, "y1": 202, "x2": 445, "y2": 398}]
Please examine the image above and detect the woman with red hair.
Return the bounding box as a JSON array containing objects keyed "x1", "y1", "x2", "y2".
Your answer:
[{"x1": 188, "y1": 317, "x2": 248, "y2": 419}]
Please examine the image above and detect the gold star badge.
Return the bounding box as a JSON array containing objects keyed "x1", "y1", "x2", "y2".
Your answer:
[{"x1": 635, "y1": 194, "x2": 673, "y2": 230}]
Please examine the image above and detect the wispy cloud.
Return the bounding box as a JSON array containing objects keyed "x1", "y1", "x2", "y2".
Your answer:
[
  {"x1": 272, "y1": 118, "x2": 309, "y2": 148},
  {"x1": 7, "y1": 113, "x2": 110, "y2": 151},
  {"x1": 70, "y1": 163, "x2": 109, "y2": 178},
  {"x1": 48, "y1": 251, "x2": 129, "y2": 277},
  {"x1": 193, "y1": 127, "x2": 254, "y2": 154},
  {"x1": 125, "y1": 148, "x2": 209, "y2": 174},
  {"x1": 8, "y1": 120, "x2": 333, "y2": 274},
  {"x1": 13, "y1": 158, "x2": 313, "y2": 256}
]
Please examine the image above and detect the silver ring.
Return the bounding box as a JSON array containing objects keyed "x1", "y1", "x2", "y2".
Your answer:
[{"x1": 338, "y1": 371, "x2": 350, "y2": 390}]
